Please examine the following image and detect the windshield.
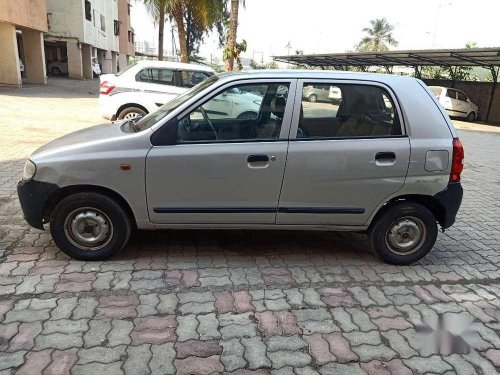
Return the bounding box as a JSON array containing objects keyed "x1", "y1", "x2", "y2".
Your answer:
[
  {"x1": 134, "y1": 75, "x2": 220, "y2": 132},
  {"x1": 116, "y1": 61, "x2": 138, "y2": 77}
]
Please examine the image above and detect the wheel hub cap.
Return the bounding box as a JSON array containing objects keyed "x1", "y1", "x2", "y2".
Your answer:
[
  {"x1": 64, "y1": 208, "x2": 113, "y2": 251},
  {"x1": 386, "y1": 216, "x2": 426, "y2": 255}
]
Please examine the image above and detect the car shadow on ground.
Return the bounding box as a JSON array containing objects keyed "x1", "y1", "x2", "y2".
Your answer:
[{"x1": 115, "y1": 228, "x2": 375, "y2": 263}]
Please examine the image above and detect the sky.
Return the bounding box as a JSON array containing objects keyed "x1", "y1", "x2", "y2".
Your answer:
[{"x1": 131, "y1": 0, "x2": 500, "y2": 63}]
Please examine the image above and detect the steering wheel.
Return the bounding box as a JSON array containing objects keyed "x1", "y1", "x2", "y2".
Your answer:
[{"x1": 200, "y1": 107, "x2": 218, "y2": 140}]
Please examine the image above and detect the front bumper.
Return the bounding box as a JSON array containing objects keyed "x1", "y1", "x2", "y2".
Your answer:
[
  {"x1": 434, "y1": 182, "x2": 463, "y2": 229},
  {"x1": 17, "y1": 179, "x2": 58, "y2": 230}
]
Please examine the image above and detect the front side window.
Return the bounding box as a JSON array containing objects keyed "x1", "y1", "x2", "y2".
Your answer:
[
  {"x1": 297, "y1": 83, "x2": 401, "y2": 139},
  {"x1": 176, "y1": 82, "x2": 290, "y2": 143},
  {"x1": 136, "y1": 68, "x2": 174, "y2": 85},
  {"x1": 180, "y1": 70, "x2": 211, "y2": 88},
  {"x1": 457, "y1": 91, "x2": 468, "y2": 102}
]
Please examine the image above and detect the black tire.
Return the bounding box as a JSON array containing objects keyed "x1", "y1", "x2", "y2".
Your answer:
[
  {"x1": 51, "y1": 67, "x2": 62, "y2": 76},
  {"x1": 369, "y1": 202, "x2": 438, "y2": 265},
  {"x1": 117, "y1": 107, "x2": 147, "y2": 120},
  {"x1": 50, "y1": 192, "x2": 131, "y2": 260},
  {"x1": 466, "y1": 112, "x2": 476, "y2": 122},
  {"x1": 308, "y1": 94, "x2": 317, "y2": 103}
]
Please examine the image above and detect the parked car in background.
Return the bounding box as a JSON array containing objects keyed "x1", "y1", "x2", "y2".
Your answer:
[
  {"x1": 18, "y1": 71, "x2": 464, "y2": 265},
  {"x1": 429, "y1": 86, "x2": 478, "y2": 122},
  {"x1": 47, "y1": 57, "x2": 101, "y2": 78},
  {"x1": 302, "y1": 84, "x2": 329, "y2": 102},
  {"x1": 47, "y1": 57, "x2": 68, "y2": 76},
  {"x1": 328, "y1": 85, "x2": 342, "y2": 103},
  {"x1": 99, "y1": 60, "x2": 215, "y2": 120},
  {"x1": 91, "y1": 57, "x2": 101, "y2": 77}
]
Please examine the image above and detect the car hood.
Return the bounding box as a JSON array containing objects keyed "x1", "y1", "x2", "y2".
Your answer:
[{"x1": 30, "y1": 123, "x2": 136, "y2": 160}]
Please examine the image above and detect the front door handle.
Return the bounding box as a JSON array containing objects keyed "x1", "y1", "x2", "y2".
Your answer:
[
  {"x1": 375, "y1": 152, "x2": 396, "y2": 161},
  {"x1": 247, "y1": 154, "x2": 269, "y2": 163}
]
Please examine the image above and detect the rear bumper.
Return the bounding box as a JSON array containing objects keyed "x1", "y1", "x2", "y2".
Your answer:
[
  {"x1": 434, "y1": 182, "x2": 463, "y2": 229},
  {"x1": 17, "y1": 179, "x2": 58, "y2": 230}
]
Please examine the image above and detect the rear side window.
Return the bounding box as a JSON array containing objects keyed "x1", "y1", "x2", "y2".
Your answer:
[
  {"x1": 136, "y1": 68, "x2": 174, "y2": 85},
  {"x1": 446, "y1": 89, "x2": 457, "y2": 99},
  {"x1": 180, "y1": 71, "x2": 211, "y2": 88},
  {"x1": 297, "y1": 83, "x2": 402, "y2": 139}
]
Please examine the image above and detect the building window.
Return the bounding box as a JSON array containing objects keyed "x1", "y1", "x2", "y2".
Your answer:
[
  {"x1": 114, "y1": 20, "x2": 120, "y2": 36},
  {"x1": 85, "y1": 0, "x2": 92, "y2": 21},
  {"x1": 128, "y1": 30, "x2": 134, "y2": 44},
  {"x1": 127, "y1": 4, "x2": 131, "y2": 15},
  {"x1": 100, "y1": 14, "x2": 106, "y2": 31}
]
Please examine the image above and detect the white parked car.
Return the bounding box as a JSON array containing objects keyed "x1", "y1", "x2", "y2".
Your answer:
[
  {"x1": 328, "y1": 85, "x2": 342, "y2": 103},
  {"x1": 99, "y1": 61, "x2": 218, "y2": 121},
  {"x1": 429, "y1": 86, "x2": 478, "y2": 122},
  {"x1": 47, "y1": 57, "x2": 101, "y2": 77}
]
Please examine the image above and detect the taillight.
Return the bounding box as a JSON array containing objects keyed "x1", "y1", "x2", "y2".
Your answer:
[
  {"x1": 450, "y1": 138, "x2": 464, "y2": 182},
  {"x1": 99, "y1": 81, "x2": 115, "y2": 95}
]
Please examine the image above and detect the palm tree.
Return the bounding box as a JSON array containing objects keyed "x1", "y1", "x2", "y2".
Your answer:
[
  {"x1": 143, "y1": 0, "x2": 169, "y2": 60},
  {"x1": 224, "y1": 0, "x2": 244, "y2": 71},
  {"x1": 143, "y1": 0, "x2": 224, "y2": 63},
  {"x1": 357, "y1": 18, "x2": 398, "y2": 52}
]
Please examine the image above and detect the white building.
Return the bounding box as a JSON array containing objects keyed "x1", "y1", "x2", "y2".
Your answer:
[{"x1": 45, "y1": 0, "x2": 120, "y2": 79}]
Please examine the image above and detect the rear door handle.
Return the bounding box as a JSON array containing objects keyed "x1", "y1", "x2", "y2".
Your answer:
[
  {"x1": 375, "y1": 152, "x2": 396, "y2": 161},
  {"x1": 247, "y1": 154, "x2": 269, "y2": 163}
]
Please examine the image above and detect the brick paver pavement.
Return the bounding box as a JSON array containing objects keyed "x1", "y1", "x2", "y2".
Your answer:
[{"x1": 0, "y1": 80, "x2": 499, "y2": 374}]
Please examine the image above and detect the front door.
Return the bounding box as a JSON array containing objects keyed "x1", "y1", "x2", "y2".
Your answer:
[
  {"x1": 146, "y1": 80, "x2": 295, "y2": 224},
  {"x1": 277, "y1": 80, "x2": 411, "y2": 226}
]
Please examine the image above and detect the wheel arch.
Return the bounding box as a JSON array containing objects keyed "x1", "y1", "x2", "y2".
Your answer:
[
  {"x1": 368, "y1": 194, "x2": 445, "y2": 229},
  {"x1": 43, "y1": 184, "x2": 137, "y2": 229}
]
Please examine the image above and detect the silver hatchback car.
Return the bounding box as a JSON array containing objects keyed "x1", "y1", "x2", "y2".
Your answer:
[{"x1": 18, "y1": 70, "x2": 464, "y2": 265}]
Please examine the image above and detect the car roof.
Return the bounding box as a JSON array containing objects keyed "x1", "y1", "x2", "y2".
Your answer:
[
  {"x1": 215, "y1": 69, "x2": 419, "y2": 85},
  {"x1": 134, "y1": 59, "x2": 214, "y2": 72}
]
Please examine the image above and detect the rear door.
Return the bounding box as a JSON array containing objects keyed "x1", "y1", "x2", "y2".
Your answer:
[
  {"x1": 444, "y1": 89, "x2": 460, "y2": 117},
  {"x1": 277, "y1": 80, "x2": 410, "y2": 226},
  {"x1": 135, "y1": 67, "x2": 185, "y2": 107}
]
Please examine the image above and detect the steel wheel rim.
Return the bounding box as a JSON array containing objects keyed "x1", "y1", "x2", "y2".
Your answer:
[
  {"x1": 64, "y1": 207, "x2": 113, "y2": 251},
  {"x1": 124, "y1": 112, "x2": 141, "y2": 120},
  {"x1": 385, "y1": 216, "x2": 426, "y2": 255}
]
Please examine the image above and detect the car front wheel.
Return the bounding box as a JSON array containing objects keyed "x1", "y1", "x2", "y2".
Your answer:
[
  {"x1": 369, "y1": 202, "x2": 438, "y2": 265},
  {"x1": 50, "y1": 192, "x2": 131, "y2": 260}
]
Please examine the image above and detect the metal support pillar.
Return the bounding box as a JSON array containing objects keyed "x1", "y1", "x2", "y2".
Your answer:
[{"x1": 486, "y1": 66, "x2": 499, "y2": 123}]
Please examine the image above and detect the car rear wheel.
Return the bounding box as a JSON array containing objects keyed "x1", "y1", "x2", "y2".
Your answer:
[
  {"x1": 118, "y1": 107, "x2": 147, "y2": 121},
  {"x1": 51, "y1": 67, "x2": 62, "y2": 76},
  {"x1": 50, "y1": 192, "x2": 131, "y2": 260},
  {"x1": 308, "y1": 94, "x2": 317, "y2": 103},
  {"x1": 369, "y1": 202, "x2": 437, "y2": 265},
  {"x1": 466, "y1": 112, "x2": 476, "y2": 122}
]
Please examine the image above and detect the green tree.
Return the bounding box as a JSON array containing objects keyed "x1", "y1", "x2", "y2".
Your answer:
[
  {"x1": 357, "y1": 18, "x2": 398, "y2": 52},
  {"x1": 143, "y1": 0, "x2": 225, "y2": 62}
]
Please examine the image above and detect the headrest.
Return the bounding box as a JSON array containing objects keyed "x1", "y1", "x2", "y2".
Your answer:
[{"x1": 271, "y1": 96, "x2": 287, "y2": 118}]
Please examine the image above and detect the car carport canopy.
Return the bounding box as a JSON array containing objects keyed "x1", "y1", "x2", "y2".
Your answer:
[{"x1": 274, "y1": 48, "x2": 500, "y2": 121}]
